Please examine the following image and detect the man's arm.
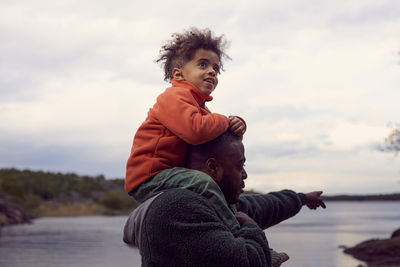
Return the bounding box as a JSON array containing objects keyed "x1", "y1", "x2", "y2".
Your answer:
[
  {"x1": 235, "y1": 190, "x2": 306, "y2": 229},
  {"x1": 141, "y1": 189, "x2": 271, "y2": 267},
  {"x1": 236, "y1": 190, "x2": 326, "y2": 230}
]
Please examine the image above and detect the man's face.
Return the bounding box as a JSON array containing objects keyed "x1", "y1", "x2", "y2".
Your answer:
[
  {"x1": 217, "y1": 140, "x2": 247, "y2": 204},
  {"x1": 177, "y1": 49, "x2": 220, "y2": 95}
]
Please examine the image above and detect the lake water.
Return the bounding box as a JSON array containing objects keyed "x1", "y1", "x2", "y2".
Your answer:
[{"x1": 0, "y1": 201, "x2": 399, "y2": 267}]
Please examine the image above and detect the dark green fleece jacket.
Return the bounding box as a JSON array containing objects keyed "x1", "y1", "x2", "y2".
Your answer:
[{"x1": 127, "y1": 188, "x2": 306, "y2": 267}]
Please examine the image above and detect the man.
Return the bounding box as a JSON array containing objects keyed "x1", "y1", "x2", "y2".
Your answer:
[{"x1": 123, "y1": 131, "x2": 325, "y2": 267}]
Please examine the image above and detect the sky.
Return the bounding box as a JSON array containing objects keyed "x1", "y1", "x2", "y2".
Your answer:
[{"x1": 1, "y1": 0, "x2": 400, "y2": 195}]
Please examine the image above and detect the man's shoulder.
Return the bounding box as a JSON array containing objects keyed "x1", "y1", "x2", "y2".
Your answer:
[
  {"x1": 124, "y1": 189, "x2": 210, "y2": 248},
  {"x1": 141, "y1": 187, "x2": 239, "y2": 249},
  {"x1": 146, "y1": 188, "x2": 219, "y2": 225},
  {"x1": 152, "y1": 188, "x2": 211, "y2": 209}
]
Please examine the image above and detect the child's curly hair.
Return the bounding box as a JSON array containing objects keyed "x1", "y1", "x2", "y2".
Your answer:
[{"x1": 156, "y1": 27, "x2": 230, "y2": 81}]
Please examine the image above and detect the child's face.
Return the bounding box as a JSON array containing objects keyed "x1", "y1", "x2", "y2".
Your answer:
[{"x1": 173, "y1": 49, "x2": 220, "y2": 95}]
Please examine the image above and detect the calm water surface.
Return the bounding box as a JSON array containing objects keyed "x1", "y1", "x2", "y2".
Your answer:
[
  {"x1": 267, "y1": 201, "x2": 400, "y2": 267},
  {"x1": 0, "y1": 201, "x2": 399, "y2": 267}
]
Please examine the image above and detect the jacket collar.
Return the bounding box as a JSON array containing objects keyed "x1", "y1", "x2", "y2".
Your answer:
[{"x1": 171, "y1": 79, "x2": 213, "y2": 106}]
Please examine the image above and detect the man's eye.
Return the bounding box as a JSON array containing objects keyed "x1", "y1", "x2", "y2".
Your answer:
[
  {"x1": 199, "y1": 62, "x2": 207, "y2": 68},
  {"x1": 213, "y1": 66, "x2": 220, "y2": 73}
]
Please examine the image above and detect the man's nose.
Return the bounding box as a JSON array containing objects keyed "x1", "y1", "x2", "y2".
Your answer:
[{"x1": 242, "y1": 169, "x2": 247, "y2": 180}]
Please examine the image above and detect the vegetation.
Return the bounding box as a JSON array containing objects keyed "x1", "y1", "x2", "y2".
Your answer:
[
  {"x1": 382, "y1": 128, "x2": 400, "y2": 155},
  {"x1": 0, "y1": 168, "x2": 139, "y2": 216},
  {"x1": 98, "y1": 191, "x2": 134, "y2": 210},
  {"x1": 1, "y1": 167, "x2": 400, "y2": 221}
]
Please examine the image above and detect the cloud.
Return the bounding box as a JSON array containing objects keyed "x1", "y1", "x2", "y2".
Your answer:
[
  {"x1": 329, "y1": 121, "x2": 389, "y2": 151},
  {"x1": 330, "y1": 1, "x2": 400, "y2": 25},
  {"x1": 245, "y1": 148, "x2": 400, "y2": 195},
  {"x1": 0, "y1": 140, "x2": 126, "y2": 178},
  {"x1": 1, "y1": 0, "x2": 399, "y2": 194}
]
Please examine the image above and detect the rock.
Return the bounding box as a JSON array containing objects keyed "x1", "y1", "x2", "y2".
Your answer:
[
  {"x1": 344, "y1": 229, "x2": 400, "y2": 267},
  {"x1": 0, "y1": 195, "x2": 34, "y2": 227},
  {"x1": 391, "y1": 228, "x2": 400, "y2": 239}
]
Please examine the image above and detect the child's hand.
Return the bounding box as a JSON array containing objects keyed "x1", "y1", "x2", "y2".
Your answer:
[
  {"x1": 235, "y1": 211, "x2": 258, "y2": 226},
  {"x1": 304, "y1": 191, "x2": 326, "y2": 209},
  {"x1": 229, "y1": 116, "x2": 246, "y2": 136}
]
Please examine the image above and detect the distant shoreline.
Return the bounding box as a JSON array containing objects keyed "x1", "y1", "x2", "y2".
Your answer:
[
  {"x1": 1, "y1": 168, "x2": 400, "y2": 228},
  {"x1": 321, "y1": 193, "x2": 400, "y2": 201},
  {"x1": 244, "y1": 189, "x2": 400, "y2": 201}
]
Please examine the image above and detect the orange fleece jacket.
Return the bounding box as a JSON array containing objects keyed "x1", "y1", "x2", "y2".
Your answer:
[{"x1": 125, "y1": 79, "x2": 231, "y2": 193}]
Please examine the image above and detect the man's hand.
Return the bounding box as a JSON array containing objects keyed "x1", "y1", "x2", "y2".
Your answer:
[
  {"x1": 229, "y1": 116, "x2": 246, "y2": 136},
  {"x1": 304, "y1": 191, "x2": 326, "y2": 209},
  {"x1": 235, "y1": 211, "x2": 258, "y2": 226}
]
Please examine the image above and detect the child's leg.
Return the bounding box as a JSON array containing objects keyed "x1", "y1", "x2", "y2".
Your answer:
[{"x1": 131, "y1": 167, "x2": 240, "y2": 232}]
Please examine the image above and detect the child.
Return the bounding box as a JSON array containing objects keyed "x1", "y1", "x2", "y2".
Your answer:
[
  {"x1": 125, "y1": 28, "x2": 246, "y2": 226},
  {"x1": 125, "y1": 28, "x2": 290, "y2": 266}
]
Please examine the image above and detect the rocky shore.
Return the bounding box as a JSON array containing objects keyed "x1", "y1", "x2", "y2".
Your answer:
[
  {"x1": 0, "y1": 195, "x2": 34, "y2": 227},
  {"x1": 343, "y1": 229, "x2": 400, "y2": 267}
]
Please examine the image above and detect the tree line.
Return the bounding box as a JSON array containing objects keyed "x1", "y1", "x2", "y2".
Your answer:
[{"x1": 0, "y1": 168, "x2": 138, "y2": 214}]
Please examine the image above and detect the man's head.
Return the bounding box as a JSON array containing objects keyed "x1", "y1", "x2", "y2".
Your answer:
[
  {"x1": 156, "y1": 28, "x2": 230, "y2": 95},
  {"x1": 187, "y1": 131, "x2": 247, "y2": 204}
]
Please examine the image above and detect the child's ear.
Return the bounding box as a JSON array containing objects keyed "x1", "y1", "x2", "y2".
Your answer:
[{"x1": 172, "y1": 67, "x2": 184, "y2": 80}]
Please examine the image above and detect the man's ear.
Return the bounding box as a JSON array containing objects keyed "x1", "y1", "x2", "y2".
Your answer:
[
  {"x1": 172, "y1": 67, "x2": 184, "y2": 80},
  {"x1": 204, "y1": 158, "x2": 222, "y2": 183}
]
